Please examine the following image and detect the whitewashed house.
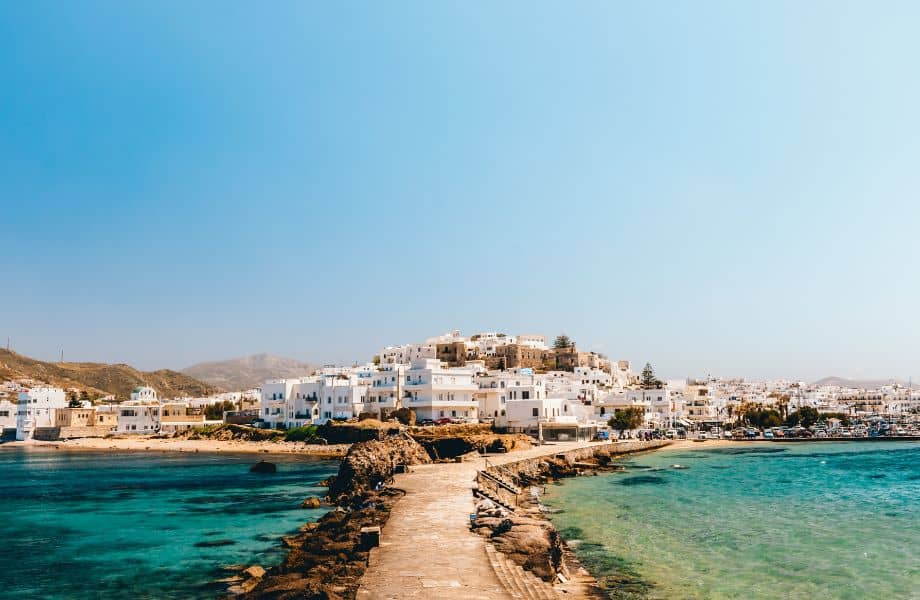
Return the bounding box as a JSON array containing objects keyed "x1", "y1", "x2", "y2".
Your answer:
[
  {"x1": 366, "y1": 363, "x2": 406, "y2": 417},
  {"x1": 16, "y1": 386, "x2": 67, "y2": 440},
  {"x1": 402, "y1": 359, "x2": 478, "y2": 422}
]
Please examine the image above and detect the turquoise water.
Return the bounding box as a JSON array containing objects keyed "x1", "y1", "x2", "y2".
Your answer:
[
  {"x1": 0, "y1": 449, "x2": 337, "y2": 599},
  {"x1": 544, "y1": 442, "x2": 919, "y2": 599}
]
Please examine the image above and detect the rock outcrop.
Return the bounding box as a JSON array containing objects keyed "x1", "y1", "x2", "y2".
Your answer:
[
  {"x1": 240, "y1": 489, "x2": 404, "y2": 600},
  {"x1": 327, "y1": 436, "x2": 430, "y2": 504}
]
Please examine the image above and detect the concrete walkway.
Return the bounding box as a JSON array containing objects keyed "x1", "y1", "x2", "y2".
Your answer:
[{"x1": 356, "y1": 440, "x2": 607, "y2": 600}]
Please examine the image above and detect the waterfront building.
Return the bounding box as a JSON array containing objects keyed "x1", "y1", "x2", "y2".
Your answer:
[
  {"x1": 53, "y1": 406, "x2": 118, "y2": 438},
  {"x1": 114, "y1": 399, "x2": 160, "y2": 434},
  {"x1": 159, "y1": 402, "x2": 219, "y2": 433},
  {"x1": 683, "y1": 383, "x2": 719, "y2": 423},
  {"x1": 504, "y1": 397, "x2": 595, "y2": 440},
  {"x1": 0, "y1": 399, "x2": 18, "y2": 438},
  {"x1": 16, "y1": 386, "x2": 67, "y2": 440},
  {"x1": 594, "y1": 390, "x2": 652, "y2": 427}
]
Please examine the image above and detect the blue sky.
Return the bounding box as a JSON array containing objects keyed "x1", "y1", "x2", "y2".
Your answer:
[{"x1": 2, "y1": 2, "x2": 918, "y2": 380}]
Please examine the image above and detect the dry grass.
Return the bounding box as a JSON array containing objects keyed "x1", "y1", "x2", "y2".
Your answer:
[{"x1": 0, "y1": 348, "x2": 219, "y2": 400}]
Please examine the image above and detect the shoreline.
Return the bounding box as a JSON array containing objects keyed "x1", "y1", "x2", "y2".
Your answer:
[
  {"x1": 536, "y1": 437, "x2": 920, "y2": 599},
  {"x1": 465, "y1": 440, "x2": 673, "y2": 599},
  {"x1": 0, "y1": 436, "x2": 350, "y2": 458}
]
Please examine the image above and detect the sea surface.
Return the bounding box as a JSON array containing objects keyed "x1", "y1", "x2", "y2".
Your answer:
[
  {"x1": 0, "y1": 449, "x2": 337, "y2": 599},
  {"x1": 544, "y1": 441, "x2": 919, "y2": 599}
]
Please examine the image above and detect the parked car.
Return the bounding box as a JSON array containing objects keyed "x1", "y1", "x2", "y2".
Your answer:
[
  {"x1": 435, "y1": 418, "x2": 452, "y2": 425},
  {"x1": 763, "y1": 430, "x2": 774, "y2": 440},
  {"x1": 417, "y1": 419, "x2": 435, "y2": 427}
]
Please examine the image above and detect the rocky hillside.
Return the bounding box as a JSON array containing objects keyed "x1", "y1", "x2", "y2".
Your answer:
[
  {"x1": 182, "y1": 353, "x2": 316, "y2": 390},
  {"x1": 0, "y1": 349, "x2": 218, "y2": 400}
]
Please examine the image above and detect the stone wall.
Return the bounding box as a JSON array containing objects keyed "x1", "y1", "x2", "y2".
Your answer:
[
  {"x1": 472, "y1": 439, "x2": 670, "y2": 586},
  {"x1": 489, "y1": 439, "x2": 669, "y2": 486},
  {"x1": 32, "y1": 426, "x2": 114, "y2": 440}
]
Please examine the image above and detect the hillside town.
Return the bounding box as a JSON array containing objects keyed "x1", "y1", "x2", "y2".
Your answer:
[{"x1": 2, "y1": 330, "x2": 919, "y2": 442}]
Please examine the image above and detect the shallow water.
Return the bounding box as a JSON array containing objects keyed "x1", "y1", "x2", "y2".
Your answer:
[
  {"x1": 0, "y1": 449, "x2": 337, "y2": 599},
  {"x1": 544, "y1": 442, "x2": 920, "y2": 599}
]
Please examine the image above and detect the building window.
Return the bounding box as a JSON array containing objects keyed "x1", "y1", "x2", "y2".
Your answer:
[{"x1": 532, "y1": 408, "x2": 539, "y2": 417}]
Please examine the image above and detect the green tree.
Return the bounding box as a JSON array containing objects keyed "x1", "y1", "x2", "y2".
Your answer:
[
  {"x1": 204, "y1": 400, "x2": 237, "y2": 421},
  {"x1": 553, "y1": 334, "x2": 573, "y2": 349},
  {"x1": 608, "y1": 406, "x2": 644, "y2": 433},
  {"x1": 640, "y1": 363, "x2": 661, "y2": 389},
  {"x1": 67, "y1": 390, "x2": 82, "y2": 408},
  {"x1": 785, "y1": 406, "x2": 820, "y2": 428},
  {"x1": 742, "y1": 408, "x2": 783, "y2": 429}
]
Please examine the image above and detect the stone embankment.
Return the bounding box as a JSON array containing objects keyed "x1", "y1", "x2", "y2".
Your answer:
[
  {"x1": 471, "y1": 440, "x2": 670, "y2": 596},
  {"x1": 238, "y1": 435, "x2": 431, "y2": 600}
]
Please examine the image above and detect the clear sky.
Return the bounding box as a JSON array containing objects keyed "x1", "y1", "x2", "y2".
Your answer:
[{"x1": 2, "y1": 2, "x2": 919, "y2": 381}]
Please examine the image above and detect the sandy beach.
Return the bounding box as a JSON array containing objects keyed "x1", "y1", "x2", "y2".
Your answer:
[
  {"x1": 659, "y1": 438, "x2": 754, "y2": 451},
  {"x1": 1, "y1": 436, "x2": 350, "y2": 457}
]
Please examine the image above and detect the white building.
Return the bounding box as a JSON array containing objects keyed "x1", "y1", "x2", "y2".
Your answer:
[
  {"x1": 367, "y1": 363, "x2": 406, "y2": 417},
  {"x1": 402, "y1": 359, "x2": 478, "y2": 422},
  {"x1": 475, "y1": 369, "x2": 548, "y2": 425},
  {"x1": 594, "y1": 390, "x2": 653, "y2": 428},
  {"x1": 260, "y1": 373, "x2": 371, "y2": 428},
  {"x1": 16, "y1": 386, "x2": 67, "y2": 440},
  {"x1": 624, "y1": 387, "x2": 687, "y2": 428},
  {"x1": 378, "y1": 343, "x2": 437, "y2": 365},
  {"x1": 0, "y1": 399, "x2": 17, "y2": 432},
  {"x1": 112, "y1": 403, "x2": 160, "y2": 434}
]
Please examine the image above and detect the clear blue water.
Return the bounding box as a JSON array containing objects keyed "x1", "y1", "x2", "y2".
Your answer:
[
  {"x1": 544, "y1": 442, "x2": 920, "y2": 599},
  {"x1": 0, "y1": 449, "x2": 337, "y2": 599}
]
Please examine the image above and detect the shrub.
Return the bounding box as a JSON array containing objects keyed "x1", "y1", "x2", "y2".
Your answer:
[{"x1": 284, "y1": 425, "x2": 318, "y2": 442}]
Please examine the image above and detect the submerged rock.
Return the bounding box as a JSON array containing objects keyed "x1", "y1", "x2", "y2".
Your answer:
[
  {"x1": 195, "y1": 539, "x2": 236, "y2": 547},
  {"x1": 301, "y1": 497, "x2": 322, "y2": 509},
  {"x1": 249, "y1": 460, "x2": 277, "y2": 474}
]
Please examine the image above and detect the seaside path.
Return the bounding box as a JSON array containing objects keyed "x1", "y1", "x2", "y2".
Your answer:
[{"x1": 356, "y1": 440, "x2": 606, "y2": 600}]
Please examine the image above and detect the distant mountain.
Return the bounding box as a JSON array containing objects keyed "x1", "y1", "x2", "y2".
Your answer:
[
  {"x1": 0, "y1": 349, "x2": 218, "y2": 400},
  {"x1": 812, "y1": 376, "x2": 911, "y2": 389},
  {"x1": 181, "y1": 353, "x2": 317, "y2": 390}
]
